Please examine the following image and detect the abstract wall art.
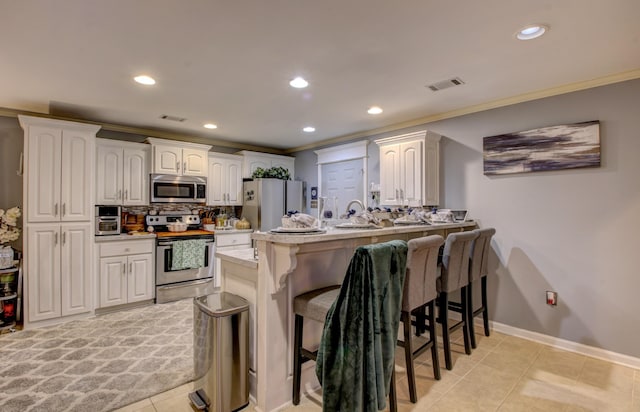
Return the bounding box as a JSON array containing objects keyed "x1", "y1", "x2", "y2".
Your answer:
[{"x1": 483, "y1": 120, "x2": 600, "y2": 175}]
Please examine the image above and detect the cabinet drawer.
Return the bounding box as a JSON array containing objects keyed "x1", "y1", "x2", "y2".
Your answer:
[
  {"x1": 216, "y1": 233, "x2": 251, "y2": 247},
  {"x1": 100, "y1": 240, "x2": 154, "y2": 257}
]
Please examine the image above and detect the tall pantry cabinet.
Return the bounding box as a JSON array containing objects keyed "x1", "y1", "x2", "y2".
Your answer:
[{"x1": 19, "y1": 115, "x2": 100, "y2": 326}]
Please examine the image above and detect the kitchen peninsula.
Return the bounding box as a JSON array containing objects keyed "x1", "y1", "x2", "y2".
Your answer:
[{"x1": 216, "y1": 222, "x2": 476, "y2": 412}]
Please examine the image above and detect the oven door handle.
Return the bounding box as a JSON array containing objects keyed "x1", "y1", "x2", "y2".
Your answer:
[{"x1": 158, "y1": 278, "x2": 212, "y2": 290}]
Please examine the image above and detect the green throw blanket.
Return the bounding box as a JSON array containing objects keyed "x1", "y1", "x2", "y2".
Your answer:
[
  {"x1": 171, "y1": 239, "x2": 207, "y2": 270},
  {"x1": 316, "y1": 240, "x2": 408, "y2": 411}
]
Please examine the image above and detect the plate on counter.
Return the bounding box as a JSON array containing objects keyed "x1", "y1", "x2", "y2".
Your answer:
[
  {"x1": 334, "y1": 223, "x2": 382, "y2": 229},
  {"x1": 269, "y1": 227, "x2": 326, "y2": 234}
]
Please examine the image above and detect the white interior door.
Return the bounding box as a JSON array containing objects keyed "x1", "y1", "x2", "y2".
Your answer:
[{"x1": 321, "y1": 158, "x2": 364, "y2": 217}]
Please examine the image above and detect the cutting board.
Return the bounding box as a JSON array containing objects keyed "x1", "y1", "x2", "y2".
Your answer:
[{"x1": 156, "y1": 230, "x2": 214, "y2": 238}]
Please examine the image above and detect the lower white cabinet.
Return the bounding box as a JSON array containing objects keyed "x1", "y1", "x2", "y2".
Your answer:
[
  {"x1": 215, "y1": 231, "x2": 252, "y2": 287},
  {"x1": 27, "y1": 223, "x2": 92, "y2": 323},
  {"x1": 98, "y1": 239, "x2": 154, "y2": 308}
]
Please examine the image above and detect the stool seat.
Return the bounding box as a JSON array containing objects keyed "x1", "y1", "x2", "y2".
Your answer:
[{"x1": 293, "y1": 286, "x2": 341, "y2": 322}]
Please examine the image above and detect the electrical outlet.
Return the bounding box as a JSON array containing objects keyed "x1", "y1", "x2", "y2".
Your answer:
[{"x1": 546, "y1": 291, "x2": 557, "y2": 306}]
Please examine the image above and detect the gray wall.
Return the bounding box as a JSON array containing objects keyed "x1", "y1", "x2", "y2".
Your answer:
[
  {"x1": 0, "y1": 117, "x2": 24, "y2": 211},
  {"x1": 294, "y1": 78, "x2": 640, "y2": 358}
]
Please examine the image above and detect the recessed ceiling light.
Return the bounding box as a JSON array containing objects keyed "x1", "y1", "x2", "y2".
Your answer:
[
  {"x1": 516, "y1": 24, "x2": 548, "y2": 40},
  {"x1": 203, "y1": 123, "x2": 218, "y2": 129},
  {"x1": 289, "y1": 77, "x2": 309, "y2": 88},
  {"x1": 367, "y1": 106, "x2": 383, "y2": 115},
  {"x1": 303, "y1": 126, "x2": 315, "y2": 133},
  {"x1": 134, "y1": 75, "x2": 156, "y2": 85}
]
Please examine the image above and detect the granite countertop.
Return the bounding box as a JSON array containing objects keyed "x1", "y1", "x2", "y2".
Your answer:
[
  {"x1": 251, "y1": 221, "x2": 477, "y2": 244},
  {"x1": 94, "y1": 233, "x2": 157, "y2": 242},
  {"x1": 216, "y1": 248, "x2": 257, "y2": 269}
]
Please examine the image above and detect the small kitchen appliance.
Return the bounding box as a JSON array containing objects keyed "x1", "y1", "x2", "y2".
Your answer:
[
  {"x1": 95, "y1": 205, "x2": 121, "y2": 235},
  {"x1": 150, "y1": 174, "x2": 207, "y2": 204}
]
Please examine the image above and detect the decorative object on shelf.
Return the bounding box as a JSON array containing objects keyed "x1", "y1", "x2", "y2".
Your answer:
[
  {"x1": 483, "y1": 120, "x2": 600, "y2": 175},
  {"x1": 0, "y1": 206, "x2": 21, "y2": 269},
  {"x1": 251, "y1": 166, "x2": 291, "y2": 180}
]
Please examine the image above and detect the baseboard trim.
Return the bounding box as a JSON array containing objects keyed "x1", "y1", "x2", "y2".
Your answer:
[{"x1": 490, "y1": 320, "x2": 640, "y2": 370}]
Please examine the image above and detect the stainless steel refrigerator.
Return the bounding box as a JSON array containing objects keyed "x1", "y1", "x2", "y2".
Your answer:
[{"x1": 243, "y1": 179, "x2": 305, "y2": 232}]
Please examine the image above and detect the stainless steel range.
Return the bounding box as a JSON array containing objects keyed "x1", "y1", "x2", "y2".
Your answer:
[{"x1": 146, "y1": 213, "x2": 216, "y2": 303}]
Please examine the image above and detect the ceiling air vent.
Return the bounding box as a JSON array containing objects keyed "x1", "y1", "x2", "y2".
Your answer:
[
  {"x1": 426, "y1": 77, "x2": 465, "y2": 92},
  {"x1": 159, "y1": 114, "x2": 187, "y2": 122}
]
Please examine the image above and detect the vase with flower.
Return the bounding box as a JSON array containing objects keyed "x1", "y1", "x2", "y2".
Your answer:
[{"x1": 0, "y1": 206, "x2": 21, "y2": 269}]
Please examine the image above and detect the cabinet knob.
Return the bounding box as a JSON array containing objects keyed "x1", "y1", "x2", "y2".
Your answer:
[{"x1": 124, "y1": 248, "x2": 130, "y2": 252}]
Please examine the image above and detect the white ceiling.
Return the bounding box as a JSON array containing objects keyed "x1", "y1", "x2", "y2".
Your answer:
[{"x1": 1, "y1": 1, "x2": 639, "y2": 150}]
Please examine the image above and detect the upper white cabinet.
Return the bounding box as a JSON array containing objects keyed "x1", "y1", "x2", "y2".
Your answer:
[
  {"x1": 20, "y1": 116, "x2": 99, "y2": 223},
  {"x1": 236, "y1": 150, "x2": 295, "y2": 179},
  {"x1": 208, "y1": 153, "x2": 243, "y2": 206},
  {"x1": 375, "y1": 130, "x2": 441, "y2": 207},
  {"x1": 146, "y1": 137, "x2": 212, "y2": 177},
  {"x1": 96, "y1": 139, "x2": 150, "y2": 206}
]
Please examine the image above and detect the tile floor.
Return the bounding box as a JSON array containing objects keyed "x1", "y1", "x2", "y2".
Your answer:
[{"x1": 114, "y1": 328, "x2": 640, "y2": 412}]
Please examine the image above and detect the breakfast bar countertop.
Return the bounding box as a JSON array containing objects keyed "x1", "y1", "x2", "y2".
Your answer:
[{"x1": 251, "y1": 221, "x2": 477, "y2": 244}]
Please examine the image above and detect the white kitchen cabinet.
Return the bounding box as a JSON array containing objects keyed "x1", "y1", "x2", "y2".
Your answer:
[
  {"x1": 375, "y1": 130, "x2": 441, "y2": 207},
  {"x1": 98, "y1": 239, "x2": 154, "y2": 308},
  {"x1": 27, "y1": 223, "x2": 92, "y2": 323},
  {"x1": 146, "y1": 137, "x2": 212, "y2": 177},
  {"x1": 208, "y1": 153, "x2": 243, "y2": 206},
  {"x1": 236, "y1": 150, "x2": 295, "y2": 179},
  {"x1": 96, "y1": 139, "x2": 149, "y2": 205},
  {"x1": 215, "y1": 231, "x2": 252, "y2": 288},
  {"x1": 20, "y1": 116, "x2": 98, "y2": 223}
]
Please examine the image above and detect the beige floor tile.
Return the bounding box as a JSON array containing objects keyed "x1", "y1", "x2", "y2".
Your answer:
[
  {"x1": 496, "y1": 335, "x2": 544, "y2": 359},
  {"x1": 524, "y1": 346, "x2": 586, "y2": 381},
  {"x1": 112, "y1": 398, "x2": 155, "y2": 412},
  {"x1": 149, "y1": 382, "x2": 194, "y2": 403},
  {"x1": 578, "y1": 357, "x2": 635, "y2": 396},
  {"x1": 480, "y1": 350, "x2": 535, "y2": 378},
  {"x1": 151, "y1": 393, "x2": 196, "y2": 412},
  {"x1": 498, "y1": 377, "x2": 581, "y2": 411}
]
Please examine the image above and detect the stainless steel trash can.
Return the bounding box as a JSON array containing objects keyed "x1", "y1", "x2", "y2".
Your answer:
[{"x1": 191, "y1": 292, "x2": 249, "y2": 412}]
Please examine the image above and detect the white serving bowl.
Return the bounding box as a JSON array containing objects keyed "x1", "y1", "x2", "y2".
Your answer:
[{"x1": 203, "y1": 224, "x2": 216, "y2": 232}]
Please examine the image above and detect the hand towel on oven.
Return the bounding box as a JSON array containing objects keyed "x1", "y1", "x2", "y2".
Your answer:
[{"x1": 171, "y1": 239, "x2": 207, "y2": 270}]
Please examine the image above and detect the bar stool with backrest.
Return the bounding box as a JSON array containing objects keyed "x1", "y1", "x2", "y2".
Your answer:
[
  {"x1": 292, "y1": 240, "x2": 407, "y2": 411},
  {"x1": 397, "y1": 235, "x2": 444, "y2": 403},
  {"x1": 467, "y1": 228, "x2": 496, "y2": 349},
  {"x1": 437, "y1": 230, "x2": 479, "y2": 370}
]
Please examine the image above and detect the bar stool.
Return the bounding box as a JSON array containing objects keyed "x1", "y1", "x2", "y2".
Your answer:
[
  {"x1": 292, "y1": 240, "x2": 407, "y2": 411},
  {"x1": 397, "y1": 235, "x2": 444, "y2": 403},
  {"x1": 467, "y1": 228, "x2": 496, "y2": 349},
  {"x1": 437, "y1": 230, "x2": 479, "y2": 370}
]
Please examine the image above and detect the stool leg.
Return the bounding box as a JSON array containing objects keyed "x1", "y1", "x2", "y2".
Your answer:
[
  {"x1": 481, "y1": 276, "x2": 490, "y2": 336},
  {"x1": 439, "y1": 292, "x2": 453, "y2": 370},
  {"x1": 461, "y1": 286, "x2": 472, "y2": 355},
  {"x1": 428, "y1": 300, "x2": 441, "y2": 380},
  {"x1": 402, "y1": 311, "x2": 417, "y2": 403},
  {"x1": 292, "y1": 314, "x2": 303, "y2": 405},
  {"x1": 468, "y1": 280, "x2": 477, "y2": 349}
]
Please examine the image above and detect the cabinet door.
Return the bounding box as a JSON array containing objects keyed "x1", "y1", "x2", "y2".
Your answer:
[
  {"x1": 61, "y1": 223, "x2": 91, "y2": 316},
  {"x1": 153, "y1": 145, "x2": 181, "y2": 175},
  {"x1": 26, "y1": 126, "x2": 62, "y2": 222},
  {"x1": 27, "y1": 225, "x2": 61, "y2": 322},
  {"x1": 96, "y1": 145, "x2": 123, "y2": 205},
  {"x1": 208, "y1": 157, "x2": 226, "y2": 206},
  {"x1": 271, "y1": 157, "x2": 295, "y2": 179},
  {"x1": 123, "y1": 147, "x2": 148, "y2": 205},
  {"x1": 244, "y1": 156, "x2": 270, "y2": 178},
  {"x1": 60, "y1": 130, "x2": 93, "y2": 221},
  {"x1": 399, "y1": 140, "x2": 423, "y2": 207},
  {"x1": 127, "y1": 254, "x2": 153, "y2": 303},
  {"x1": 379, "y1": 144, "x2": 401, "y2": 205},
  {"x1": 99, "y1": 256, "x2": 127, "y2": 308},
  {"x1": 183, "y1": 148, "x2": 208, "y2": 176},
  {"x1": 423, "y1": 138, "x2": 440, "y2": 206},
  {"x1": 226, "y1": 158, "x2": 243, "y2": 205}
]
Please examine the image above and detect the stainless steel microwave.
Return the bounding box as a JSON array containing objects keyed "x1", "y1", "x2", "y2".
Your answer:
[{"x1": 150, "y1": 174, "x2": 207, "y2": 204}]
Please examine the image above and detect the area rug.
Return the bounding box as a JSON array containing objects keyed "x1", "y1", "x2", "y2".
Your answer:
[{"x1": 0, "y1": 298, "x2": 194, "y2": 412}]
